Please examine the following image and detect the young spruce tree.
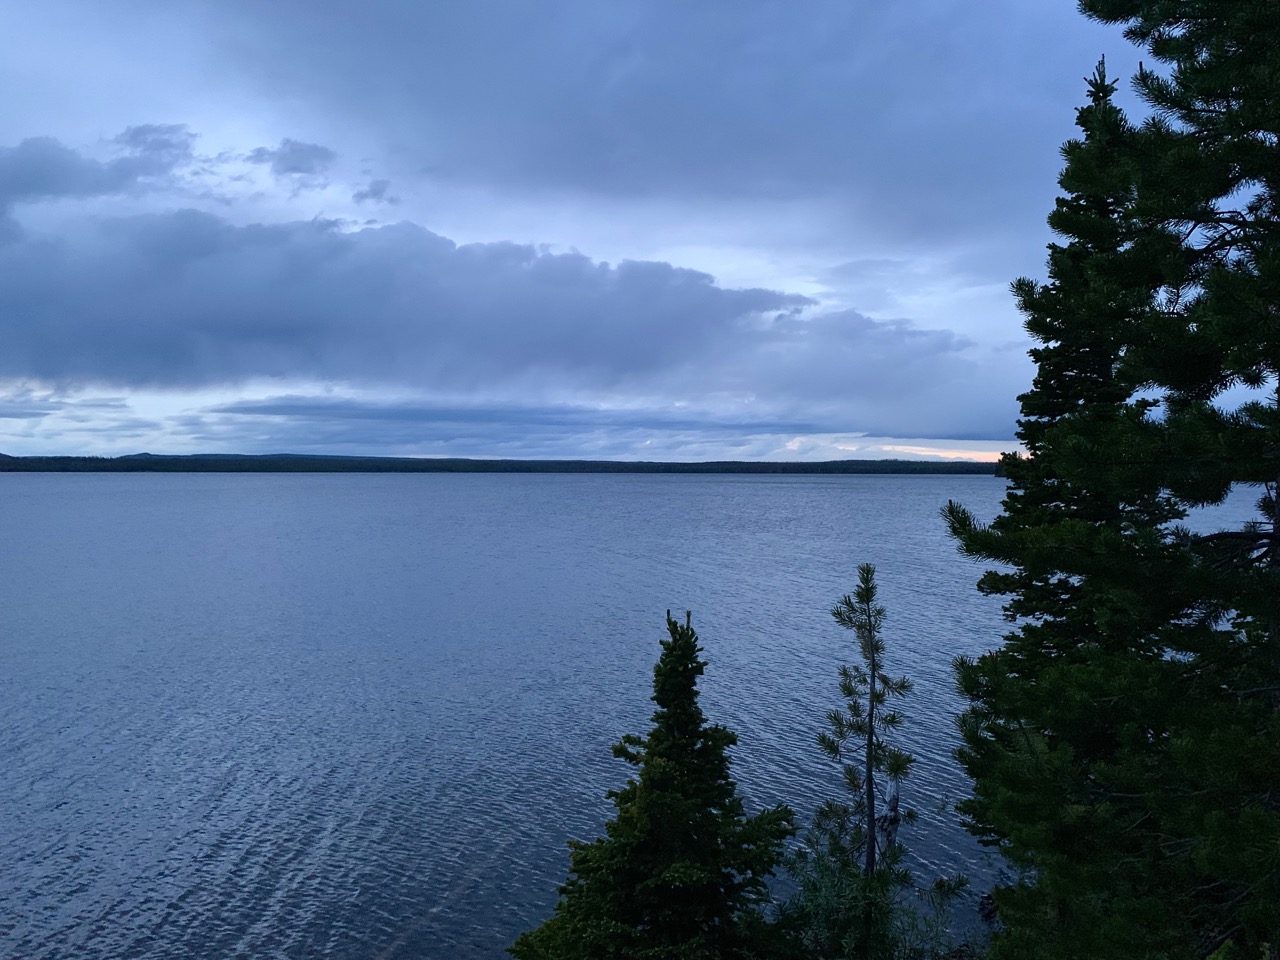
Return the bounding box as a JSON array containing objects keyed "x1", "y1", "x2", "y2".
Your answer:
[{"x1": 510, "y1": 612, "x2": 794, "y2": 960}]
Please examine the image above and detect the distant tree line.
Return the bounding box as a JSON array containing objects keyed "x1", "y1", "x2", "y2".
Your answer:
[{"x1": 0, "y1": 454, "x2": 999, "y2": 475}]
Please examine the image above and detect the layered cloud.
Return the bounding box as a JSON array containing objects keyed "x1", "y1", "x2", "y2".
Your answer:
[
  {"x1": 0, "y1": 208, "x2": 804, "y2": 390},
  {"x1": 0, "y1": 131, "x2": 1023, "y2": 453},
  {"x1": 4, "y1": 0, "x2": 1100, "y2": 460},
  {"x1": 0, "y1": 205, "x2": 1019, "y2": 436}
]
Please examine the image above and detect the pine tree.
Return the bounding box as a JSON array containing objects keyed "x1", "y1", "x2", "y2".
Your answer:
[
  {"x1": 947, "y1": 8, "x2": 1280, "y2": 948},
  {"x1": 825, "y1": 564, "x2": 915, "y2": 880},
  {"x1": 943, "y1": 62, "x2": 1212, "y2": 959},
  {"x1": 509, "y1": 612, "x2": 794, "y2": 960},
  {"x1": 787, "y1": 565, "x2": 964, "y2": 960},
  {"x1": 1074, "y1": 3, "x2": 1280, "y2": 952}
]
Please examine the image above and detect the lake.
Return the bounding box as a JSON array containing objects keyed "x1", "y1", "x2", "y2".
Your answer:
[{"x1": 1, "y1": 472, "x2": 1019, "y2": 958}]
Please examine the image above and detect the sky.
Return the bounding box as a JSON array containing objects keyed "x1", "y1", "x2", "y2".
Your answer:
[{"x1": 0, "y1": 1, "x2": 1147, "y2": 461}]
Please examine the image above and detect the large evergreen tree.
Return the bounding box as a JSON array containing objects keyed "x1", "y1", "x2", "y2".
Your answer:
[
  {"x1": 943, "y1": 62, "x2": 1212, "y2": 959},
  {"x1": 510, "y1": 612, "x2": 794, "y2": 960},
  {"x1": 1074, "y1": 5, "x2": 1280, "y2": 950},
  {"x1": 946, "y1": 1, "x2": 1280, "y2": 949}
]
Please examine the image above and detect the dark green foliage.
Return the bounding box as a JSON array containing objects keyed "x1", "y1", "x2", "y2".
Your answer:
[
  {"x1": 509, "y1": 612, "x2": 794, "y2": 960},
  {"x1": 944, "y1": 61, "x2": 1200, "y2": 959},
  {"x1": 945, "y1": 7, "x2": 1280, "y2": 952},
  {"x1": 1078, "y1": 3, "x2": 1280, "y2": 953},
  {"x1": 787, "y1": 566, "x2": 966, "y2": 960}
]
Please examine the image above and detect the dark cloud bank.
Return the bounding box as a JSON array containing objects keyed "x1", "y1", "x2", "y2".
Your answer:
[
  {"x1": 193, "y1": 0, "x2": 1130, "y2": 254},
  {"x1": 0, "y1": 132, "x2": 1022, "y2": 451}
]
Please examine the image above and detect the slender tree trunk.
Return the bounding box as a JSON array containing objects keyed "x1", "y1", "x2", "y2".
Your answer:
[
  {"x1": 863, "y1": 604, "x2": 879, "y2": 960},
  {"x1": 864, "y1": 607, "x2": 877, "y2": 877},
  {"x1": 877, "y1": 782, "x2": 901, "y2": 857},
  {"x1": 1264, "y1": 381, "x2": 1274, "y2": 706}
]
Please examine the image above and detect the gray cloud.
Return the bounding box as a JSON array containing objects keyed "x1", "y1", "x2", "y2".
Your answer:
[
  {"x1": 246, "y1": 138, "x2": 336, "y2": 177},
  {"x1": 171, "y1": 404, "x2": 785, "y2": 459},
  {"x1": 114, "y1": 124, "x2": 197, "y2": 168},
  {"x1": 0, "y1": 195, "x2": 1021, "y2": 439},
  {"x1": 168, "y1": 401, "x2": 770, "y2": 459},
  {"x1": 184, "y1": 0, "x2": 1133, "y2": 253},
  {"x1": 206, "y1": 395, "x2": 825, "y2": 434},
  {"x1": 0, "y1": 125, "x2": 194, "y2": 237},
  {"x1": 353, "y1": 178, "x2": 396, "y2": 204},
  {"x1": 0, "y1": 396, "x2": 62, "y2": 420},
  {"x1": 172, "y1": 392, "x2": 1018, "y2": 460},
  {"x1": 0, "y1": 201, "x2": 808, "y2": 389},
  {"x1": 0, "y1": 388, "x2": 150, "y2": 457}
]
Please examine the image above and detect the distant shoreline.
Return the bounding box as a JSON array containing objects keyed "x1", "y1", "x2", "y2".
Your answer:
[{"x1": 0, "y1": 453, "x2": 1002, "y2": 475}]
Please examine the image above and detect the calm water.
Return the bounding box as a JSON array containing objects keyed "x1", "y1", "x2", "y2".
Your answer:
[{"x1": 3, "y1": 472, "x2": 1014, "y2": 958}]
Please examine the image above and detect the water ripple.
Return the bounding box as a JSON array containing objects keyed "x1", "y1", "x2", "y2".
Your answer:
[{"x1": 0, "y1": 473, "x2": 1040, "y2": 958}]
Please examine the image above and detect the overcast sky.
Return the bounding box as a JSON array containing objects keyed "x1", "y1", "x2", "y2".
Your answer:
[{"x1": 0, "y1": 1, "x2": 1143, "y2": 460}]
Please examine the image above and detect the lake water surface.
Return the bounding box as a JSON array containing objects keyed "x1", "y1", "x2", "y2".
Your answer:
[{"x1": 3, "y1": 472, "x2": 1020, "y2": 958}]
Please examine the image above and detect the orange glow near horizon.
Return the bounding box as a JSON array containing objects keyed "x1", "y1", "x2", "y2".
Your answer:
[{"x1": 879, "y1": 444, "x2": 1006, "y2": 463}]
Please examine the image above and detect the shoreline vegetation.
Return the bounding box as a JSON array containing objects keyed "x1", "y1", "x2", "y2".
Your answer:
[
  {"x1": 0, "y1": 453, "x2": 1000, "y2": 475},
  {"x1": 510, "y1": 578, "x2": 977, "y2": 959}
]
